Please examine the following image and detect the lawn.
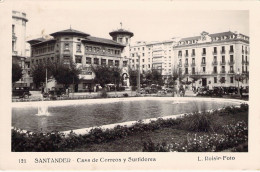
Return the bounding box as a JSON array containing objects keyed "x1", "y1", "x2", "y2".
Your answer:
[{"x1": 65, "y1": 107, "x2": 248, "y2": 152}]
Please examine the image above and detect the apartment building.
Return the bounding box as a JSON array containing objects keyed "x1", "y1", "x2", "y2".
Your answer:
[
  {"x1": 129, "y1": 40, "x2": 176, "y2": 82},
  {"x1": 12, "y1": 10, "x2": 32, "y2": 87},
  {"x1": 173, "y1": 31, "x2": 249, "y2": 88}
]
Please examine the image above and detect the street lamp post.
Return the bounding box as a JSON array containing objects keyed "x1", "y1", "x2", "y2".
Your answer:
[
  {"x1": 137, "y1": 53, "x2": 141, "y2": 93},
  {"x1": 237, "y1": 68, "x2": 240, "y2": 96},
  {"x1": 45, "y1": 68, "x2": 48, "y2": 93}
]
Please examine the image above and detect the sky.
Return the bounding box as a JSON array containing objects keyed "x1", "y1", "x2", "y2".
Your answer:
[{"x1": 13, "y1": 1, "x2": 249, "y2": 43}]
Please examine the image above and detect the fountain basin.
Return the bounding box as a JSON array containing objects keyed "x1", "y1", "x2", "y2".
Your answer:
[{"x1": 12, "y1": 97, "x2": 246, "y2": 133}]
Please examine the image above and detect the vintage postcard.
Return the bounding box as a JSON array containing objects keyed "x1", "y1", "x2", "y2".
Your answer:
[{"x1": 0, "y1": 0, "x2": 260, "y2": 171}]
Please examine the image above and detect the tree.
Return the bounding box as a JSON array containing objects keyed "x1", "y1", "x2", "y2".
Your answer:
[
  {"x1": 128, "y1": 68, "x2": 138, "y2": 87},
  {"x1": 171, "y1": 68, "x2": 179, "y2": 85},
  {"x1": 91, "y1": 65, "x2": 122, "y2": 88},
  {"x1": 219, "y1": 77, "x2": 226, "y2": 85},
  {"x1": 143, "y1": 69, "x2": 163, "y2": 86},
  {"x1": 12, "y1": 63, "x2": 23, "y2": 83},
  {"x1": 175, "y1": 68, "x2": 186, "y2": 84},
  {"x1": 189, "y1": 74, "x2": 201, "y2": 87},
  {"x1": 31, "y1": 62, "x2": 52, "y2": 89},
  {"x1": 51, "y1": 61, "x2": 81, "y2": 89}
]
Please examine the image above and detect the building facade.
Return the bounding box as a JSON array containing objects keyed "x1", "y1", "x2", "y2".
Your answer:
[
  {"x1": 173, "y1": 31, "x2": 249, "y2": 88},
  {"x1": 28, "y1": 28, "x2": 130, "y2": 91},
  {"x1": 12, "y1": 10, "x2": 32, "y2": 87},
  {"x1": 129, "y1": 39, "x2": 176, "y2": 84}
]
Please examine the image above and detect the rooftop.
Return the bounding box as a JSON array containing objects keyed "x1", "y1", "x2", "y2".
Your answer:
[
  {"x1": 50, "y1": 28, "x2": 90, "y2": 37},
  {"x1": 83, "y1": 36, "x2": 125, "y2": 47},
  {"x1": 109, "y1": 28, "x2": 134, "y2": 37}
]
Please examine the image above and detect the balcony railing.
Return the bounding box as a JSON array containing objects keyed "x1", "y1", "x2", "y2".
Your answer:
[
  {"x1": 178, "y1": 64, "x2": 182, "y2": 67},
  {"x1": 220, "y1": 50, "x2": 226, "y2": 54},
  {"x1": 199, "y1": 71, "x2": 211, "y2": 75},
  {"x1": 242, "y1": 61, "x2": 249, "y2": 65},
  {"x1": 220, "y1": 70, "x2": 226, "y2": 74},
  {"x1": 212, "y1": 51, "x2": 217, "y2": 55},
  {"x1": 201, "y1": 52, "x2": 206, "y2": 56},
  {"x1": 228, "y1": 61, "x2": 235, "y2": 65},
  {"x1": 184, "y1": 63, "x2": 189, "y2": 67},
  {"x1": 242, "y1": 50, "x2": 244, "y2": 53},
  {"x1": 220, "y1": 61, "x2": 226, "y2": 65},
  {"x1": 245, "y1": 50, "x2": 249, "y2": 54},
  {"x1": 228, "y1": 70, "x2": 235, "y2": 74},
  {"x1": 212, "y1": 71, "x2": 218, "y2": 75},
  {"x1": 185, "y1": 54, "x2": 189, "y2": 57},
  {"x1": 191, "y1": 53, "x2": 195, "y2": 57},
  {"x1": 229, "y1": 50, "x2": 234, "y2": 54},
  {"x1": 190, "y1": 63, "x2": 196, "y2": 67},
  {"x1": 201, "y1": 62, "x2": 206, "y2": 66},
  {"x1": 212, "y1": 61, "x2": 218, "y2": 65},
  {"x1": 178, "y1": 55, "x2": 182, "y2": 58}
]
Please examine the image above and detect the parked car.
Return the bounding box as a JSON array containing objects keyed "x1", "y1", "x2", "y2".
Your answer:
[
  {"x1": 227, "y1": 87, "x2": 238, "y2": 95},
  {"x1": 12, "y1": 87, "x2": 31, "y2": 98}
]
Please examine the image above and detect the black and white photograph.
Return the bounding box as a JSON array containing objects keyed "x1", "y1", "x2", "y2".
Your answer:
[{"x1": 1, "y1": 0, "x2": 260, "y2": 171}]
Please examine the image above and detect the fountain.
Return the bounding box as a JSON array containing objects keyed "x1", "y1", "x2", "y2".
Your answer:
[
  {"x1": 36, "y1": 92, "x2": 50, "y2": 116},
  {"x1": 36, "y1": 105, "x2": 49, "y2": 116}
]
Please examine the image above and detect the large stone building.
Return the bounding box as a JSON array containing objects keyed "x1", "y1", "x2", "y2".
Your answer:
[
  {"x1": 128, "y1": 31, "x2": 249, "y2": 88},
  {"x1": 28, "y1": 28, "x2": 131, "y2": 91},
  {"x1": 174, "y1": 31, "x2": 249, "y2": 88},
  {"x1": 12, "y1": 10, "x2": 32, "y2": 87}
]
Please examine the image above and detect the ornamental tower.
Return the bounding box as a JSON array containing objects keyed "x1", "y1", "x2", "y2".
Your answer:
[{"x1": 109, "y1": 23, "x2": 134, "y2": 88}]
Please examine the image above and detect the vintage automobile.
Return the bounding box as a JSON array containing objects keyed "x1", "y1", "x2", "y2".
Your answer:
[{"x1": 12, "y1": 87, "x2": 31, "y2": 98}]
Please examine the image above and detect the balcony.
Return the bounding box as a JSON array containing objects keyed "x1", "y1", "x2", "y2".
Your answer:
[
  {"x1": 184, "y1": 63, "x2": 189, "y2": 67},
  {"x1": 191, "y1": 53, "x2": 195, "y2": 57},
  {"x1": 228, "y1": 61, "x2": 235, "y2": 65},
  {"x1": 178, "y1": 55, "x2": 182, "y2": 58},
  {"x1": 185, "y1": 54, "x2": 189, "y2": 57},
  {"x1": 177, "y1": 64, "x2": 182, "y2": 67},
  {"x1": 245, "y1": 50, "x2": 249, "y2": 54},
  {"x1": 201, "y1": 62, "x2": 206, "y2": 66},
  {"x1": 212, "y1": 51, "x2": 217, "y2": 55},
  {"x1": 228, "y1": 70, "x2": 235, "y2": 74},
  {"x1": 220, "y1": 61, "x2": 226, "y2": 65},
  {"x1": 212, "y1": 61, "x2": 218, "y2": 65},
  {"x1": 242, "y1": 61, "x2": 249, "y2": 65},
  {"x1": 190, "y1": 63, "x2": 196, "y2": 67},
  {"x1": 199, "y1": 71, "x2": 211, "y2": 75},
  {"x1": 201, "y1": 52, "x2": 206, "y2": 56},
  {"x1": 220, "y1": 50, "x2": 226, "y2": 54},
  {"x1": 229, "y1": 50, "x2": 234, "y2": 54},
  {"x1": 212, "y1": 71, "x2": 218, "y2": 75},
  {"x1": 220, "y1": 70, "x2": 226, "y2": 74},
  {"x1": 242, "y1": 50, "x2": 244, "y2": 54}
]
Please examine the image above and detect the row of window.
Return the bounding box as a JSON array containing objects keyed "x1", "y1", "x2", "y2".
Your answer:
[
  {"x1": 84, "y1": 45, "x2": 121, "y2": 55},
  {"x1": 32, "y1": 46, "x2": 55, "y2": 55},
  {"x1": 62, "y1": 43, "x2": 121, "y2": 55},
  {"x1": 75, "y1": 56, "x2": 127, "y2": 67},
  {"x1": 31, "y1": 57, "x2": 56, "y2": 64},
  {"x1": 178, "y1": 45, "x2": 234, "y2": 57},
  {"x1": 130, "y1": 47, "x2": 145, "y2": 51},
  {"x1": 182, "y1": 65, "x2": 248, "y2": 75},
  {"x1": 178, "y1": 34, "x2": 244, "y2": 46}
]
